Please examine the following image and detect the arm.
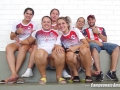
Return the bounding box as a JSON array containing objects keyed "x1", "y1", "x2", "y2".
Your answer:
[
  {"x1": 92, "y1": 27, "x2": 107, "y2": 42},
  {"x1": 10, "y1": 32, "x2": 17, "y2": 40},
  {"x1": 86, "y1": 37, "x2": 103, "y2": 46},
  {"x1": 80, "y1": 39, "x2": 89, "y2": 48},
  {"x1": 20, "y1": 36, "x2": 35, "y2": 45},
  {"x1": 98, "y1": 33, "x2": 107, "y2": 42}
]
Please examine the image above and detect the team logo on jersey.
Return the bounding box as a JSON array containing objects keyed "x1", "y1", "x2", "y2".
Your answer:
[
  {"x1": 28, "y1": 26, "x2": 32, "y2": 30},
  {"x1": 71, "y1": 35, "x2": 76, "y2": 39},
  {"x1": 50, "y1": 32, "x2": 53, "y2": 36}
]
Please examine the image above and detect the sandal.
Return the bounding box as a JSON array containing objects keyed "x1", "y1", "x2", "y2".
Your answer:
[
  {"x1": 17, "y1": 78, "x2": 25, "y2": 84},
  {"x1": 39, "y1": 78, "x2": 47, "y2": 84},
  {"x1": 85, "y1": 76, "x2": 93, "y2": 83},
  {"x1": 73, "y1": 76, "x2": 80, "y2": 83},
  {"x1": 0, "y1": 80, "x2": 7, "y2": 84},
  {"x1": 58, "y1": 78, "x2": 66, "y2": 84},
  {"x1": 8, "y1": 77, "x2": 17, "y2": 84}
]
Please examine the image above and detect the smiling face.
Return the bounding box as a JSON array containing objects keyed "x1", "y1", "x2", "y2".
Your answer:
[
  {"x1": 24, "y1": 10, "x2": 33, "y2": 22},
  {"x1": 42, "y1": 16, "x2": 52, "y2": 31},
  {"x1": 87, "y1": 18, "x2": 96, "y2": 27},
  {"x1": 50, "y1": 9, "x2": 59, "y2": 22},
  {"x1": 57, "y1": 19, "x2": 69, "y2": 33},
  {"x1": 76, "y1": 17, "x2": 85, "y2": 30}
]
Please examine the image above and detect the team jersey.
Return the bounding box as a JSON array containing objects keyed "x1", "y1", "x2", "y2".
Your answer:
[
  {"x1": 32, "y1": 29, "x2": 59, "y2": 54},
  {"x1": 12, "y1": 20, "x2": 38, "y2": 40},
  {"x1": 82, "y1": 27, "x2": 107, "y2": 42},
  {"x1": 56, "y1": 28, "x2": 85, "y2": 49}
]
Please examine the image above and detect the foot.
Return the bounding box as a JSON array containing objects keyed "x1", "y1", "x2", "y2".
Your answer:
[
  {"x1": 39, "y1": 78, "x2": 47, "y2": 84},
  {"x1": 73, "y1": 76, "x2": 80, "y2": 83},
  {"x1": 85, "y1": 76, "x2": 93, "y2": 83},
  {"x1": 58, "y1": 78, "x2": 66, "y2": 84},
  {"x1": 21, "y1": 68, "x2": 33, "y2": 77},
  {"x1": 106, "y1": 70, "x2": 118, "y2": 81},
  {"x1": 62, "y1": 70, "x2": 71, "y2": 79},
  {"x1": 96, "y1": 71, "x2": 104, "y2": 82},
  {"x1": 91, "y1": 70, "x2": 100, "y2": 76}
]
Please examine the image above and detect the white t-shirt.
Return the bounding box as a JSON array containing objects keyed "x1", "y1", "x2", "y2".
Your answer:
[
  {"x1": 12, "y1": 20, "x2": 38, "y2": 40},
  {"x1": 56, "y1": 28, "x2": 85, "y2": 49},
  {"x1": 32, "y1": 29, "x2": 59, "y2": 54}
]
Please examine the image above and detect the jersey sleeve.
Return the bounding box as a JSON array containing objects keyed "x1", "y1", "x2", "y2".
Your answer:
[
  {"x1": 55, "y1": 35, "x2": 62, "y2": 45},
  {"x1": 73, "y1": 28, "x2": 85, "y2": 40},
  {"x1": 102, "y1": 28, "x2": 107, "y2": 37},
  {"x1": 31, "y1": 30, "x2": 38, "y2": 39},
  {"x1": 82, "y1": 29, "x2": 88, "y2": 37}
]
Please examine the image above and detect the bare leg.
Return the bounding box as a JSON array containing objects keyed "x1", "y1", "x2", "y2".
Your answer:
[
  {"x1": 79, "y1": 47, "x2": 92, "y2": 77},
  {"x1": 28, "y1": 45, "x2": 37, "y2": 68},
  {"x1": 110, "y1": 46, "x2": 119, "y2": 71},
  {"x1": 49, "y1": 50, "x2": 65, "y2": 82},
  {"x1": 6, "y1": 43, "x2": 19, "y2": 79},
  {"x1": 91, "y1": 48, "x2": 101, "y2": 73},
  {"x1": 66, "y1": 52, "x2": 78, "y2": 76},
  {"x1": 16, "y1": 45, "x2": 30, "y2": 73},
  {"x1": 34, "y1": 49, "x2": 48, "y2": 83}
]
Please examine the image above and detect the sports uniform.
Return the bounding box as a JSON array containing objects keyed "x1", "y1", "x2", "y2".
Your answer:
[
  {"x1": 83, "y1": 27, "x2": 118, "y2": 54},
  {"x1": 31, "y1": 29, "x2": 59, "y2": 54},
  {"x1": 12, "y1": 20, "x2": 38, "y2": 41}
]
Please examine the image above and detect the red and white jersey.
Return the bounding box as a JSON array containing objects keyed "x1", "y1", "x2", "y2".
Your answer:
[
  {"x1": 83, "y1": 27, "x2": 107, "y2": 42},
  {"x1": 56, "y1": 28, "x2": 85, "y2": 49},
  {"x1": 32, "y1": 29, "x2": 59, "y2": 54},
  {"x1": 12, "y1": 20, "x2": 38, "y2": 40}
]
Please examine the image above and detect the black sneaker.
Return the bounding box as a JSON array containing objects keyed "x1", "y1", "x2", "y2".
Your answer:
[
  {"x1": 106, "y1": 70, "x2": 118, "y2": 81},
  {"x1": 96, "y1": 71, "x2": 104, "y2": 82}
]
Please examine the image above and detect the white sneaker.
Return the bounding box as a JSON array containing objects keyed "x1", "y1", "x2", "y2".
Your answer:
[
  {"x1": 21, "y1": 68, "x2": 33, "y2": 77},
  {"x1": 62, "y1": 70, "x2": 71, "y2": 79}
]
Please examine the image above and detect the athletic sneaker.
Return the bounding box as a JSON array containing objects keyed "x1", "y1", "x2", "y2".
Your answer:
[
  {"x1": 62, "y1": 70, "x2": 71, "y2": 79},
  {"x1": 21, "y1": 68, "x2": 33, "y2": 77},
  {"x1": 96, "y1": 71, "x2": 104, "y2": 82},
  {"x1": 106, "y1": 70, "x2": 118, "y2": 81}
]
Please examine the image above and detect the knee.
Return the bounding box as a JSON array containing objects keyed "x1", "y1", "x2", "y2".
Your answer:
[
  {"x1": 114, "y1": 46, "x2": 120, "y2": 53},
  {"x1": 89, "y1": 42, "x2": 100, "y2": 53},
  {"x1": 66, "y1": 53, "x2": 74, "y2": 62},
  {"x1": 34, "y1": 50, "x2": 48, "y2": 60},
  {"x1": 6, "y1": 45, "x2": 13, "y2": 53},
  {"x1": 79, "y1": 46, "x2": 89, "y2": 55}
]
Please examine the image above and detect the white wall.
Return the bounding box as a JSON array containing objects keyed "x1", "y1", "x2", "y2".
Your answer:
[{"x1": 0, "y1": 0, "x2": 120, "y2": 51}]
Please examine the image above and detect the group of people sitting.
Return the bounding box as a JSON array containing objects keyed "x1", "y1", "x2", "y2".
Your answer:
[{"x1": 0, "y1": 7, "x2": 119, "y2": 84}]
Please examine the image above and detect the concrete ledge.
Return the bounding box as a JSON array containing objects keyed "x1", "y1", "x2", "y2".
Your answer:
[{"x1": 0, "y1": 50, "x2": 120, "y2": 83}]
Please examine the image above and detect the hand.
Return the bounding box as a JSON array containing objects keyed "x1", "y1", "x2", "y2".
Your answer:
[
  {"x1": 54, "y1": 46, "x2": 64, "y2": 53},
  {"x1": 14, "y1": 37, "x2": 21, "y2": 46},
  {"x1": 66, "y1": 46, "x2": 79, "y2": 52},
  {"x1": 91, "y1": 26, "x2": 99, "y2": 34},
  {"x1": 95, "y1": 40, "x2": 103, "y2": 46},
  {"x1": 16, "y1": 25, "x2": 24, "y2": 34}
]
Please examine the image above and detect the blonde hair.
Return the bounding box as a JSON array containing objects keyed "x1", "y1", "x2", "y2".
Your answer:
[{"x1": 57, "y1": 16, "x2": 71, "y2": 30}]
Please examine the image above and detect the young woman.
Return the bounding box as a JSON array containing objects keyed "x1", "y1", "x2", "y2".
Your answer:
[
  {"x1": 21, "y1": 8, "x2": 71, "y2": 79},
  {"x1": 76, "y1": 17, "x2": 100, "y2": 76},
  {"x1": 19, "y1": 16, "x2": 66, "y2": 84},
  {"x1": 56, "y1": 16, "x2": 93, "y2": 83},
  {"x1": 76, "y1": 17, "x2": 85, "y2": 32},
  {"x1": 0, "y1": 7, "x2": 37, "y2": 83}
]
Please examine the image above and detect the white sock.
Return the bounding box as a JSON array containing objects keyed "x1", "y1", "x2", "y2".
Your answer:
[{"x1": 26, "y1": 68, "x2": 32, "y2": 72}]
